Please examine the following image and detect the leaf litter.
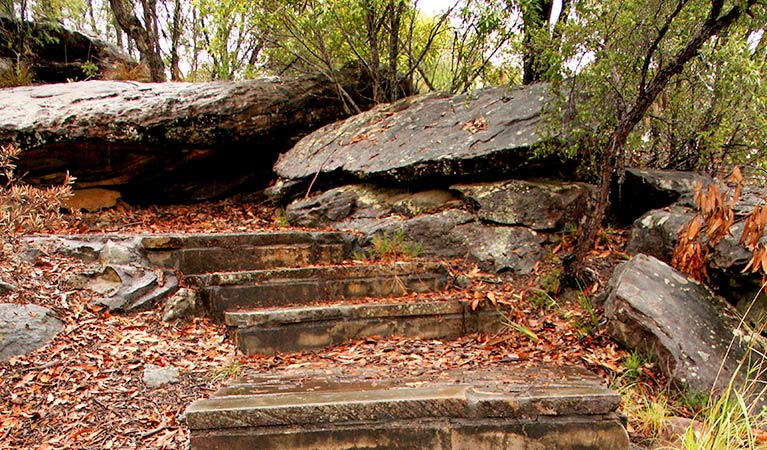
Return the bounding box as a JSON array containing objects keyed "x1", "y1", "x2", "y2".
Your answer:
[{"x1": 1, "y1": 200, "x2": 636, "y2": 449}]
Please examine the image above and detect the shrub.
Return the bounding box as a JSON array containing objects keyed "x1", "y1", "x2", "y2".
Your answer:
[{"x1": 0, "y1": 143, "x2": 74, "y2": 236}]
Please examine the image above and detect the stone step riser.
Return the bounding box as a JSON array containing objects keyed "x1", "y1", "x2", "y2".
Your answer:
[
  {"x1": 194, "y1": 262, "x2": 449, "y2": 318},
  {"x1": 186, "y1": 366, "x2": 629, "y2": 450},
  {"x1": 229, "y1": 303, "x2": 501, "y2": 355},
  {"x1": 203, "y1": 274, "x2": 447, "y2": 317},
  {"x1": 190, "y1": 418, "x2": 627, "y2": 450},
  {"x1": 140, "y1": 232, "x2": 355, "y2": 274},
  {"x1": 147, "y1": 243, "x2": 348, "y2": 274}
]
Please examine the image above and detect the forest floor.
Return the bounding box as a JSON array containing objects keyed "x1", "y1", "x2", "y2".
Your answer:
[{"x1": 0, "y1": 199, "x2": 669, "y2": 449}]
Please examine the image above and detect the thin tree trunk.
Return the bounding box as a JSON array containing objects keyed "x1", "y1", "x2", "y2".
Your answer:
[
  {"x1": 169, "y1": 0, "x2": 182, "y2": 81},
  {"x1": 108, "y1": 0, "x2": 166, "y2": 81},
  {"x1": 569, "y1": 0, "x2": 756, "y2": 277},
  {"x1": 386, "y1": 0, "x2": 405, "y2": 101}
]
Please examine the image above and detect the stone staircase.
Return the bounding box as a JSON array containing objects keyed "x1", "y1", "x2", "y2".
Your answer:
[{"x1": 145, "y1": 231, "x2": 629, "y2": 449}]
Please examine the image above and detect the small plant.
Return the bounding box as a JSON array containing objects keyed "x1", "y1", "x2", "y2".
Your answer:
[
  {"x1": 499, "y1": 313, "x2": 539, "y2": 342},
  {"x1": 81, "y1": 61, "x2": 99, "y2": 79},
  {"x1": 621, "y1": 349, "x2": 653, "y2": 385},
  {"x1": 528, "y1": 288, "x2": 558, "y2": 310},
  {"x1": 210, "y1": 359, "x2": 240, "y2": 383},
  {"x1": 573, "y1": 287, "x2": 600, "y2": 336},
  {"x1": 538, "y1": 267, "x2": 563, "y2": 295},
  {"x1": 0, "y1": 60, "x2": 33, "y2": 88},
  {"x1": 679, "y1": 389, "x2": 709, "y2": 414},
  {"x1": 273, "y1": 207, "x2": 289, "y2": 227},
  {"x1": 103, "y1": 61, "x2": 151, "y2": 82},
  {"x1": 363, "y1": 229, "x2": 423, "y2": 261}
]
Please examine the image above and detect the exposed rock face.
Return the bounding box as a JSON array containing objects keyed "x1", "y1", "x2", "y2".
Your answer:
[
  {"x1": 287, "y1": 184, "x2": 460, "y2": 228},
  {"x1": 271, "y1": 83, "x2": 566, "y2": 200},
  {"x1": 2, "y1": 66, "x2": 375, "y2": 202},
  {"x1": 605, "y1": 254, "x2": 765, "y2": 394},
  {"x1": 452, "y1": 180, "x2": 593, "y2": 230},
  {"x1": 88, "y1": 264, "x2": 178, "y2": 312},
  {"x1": 0, "y1": 303, "x2": 63, "y2": 360},
  {"x1": 627, "y1": 185, "x2": 767, "y2": 325},
  {"x1": 285, "y1": 178, "x2": 590, "y2": 273},
  {"x1": 627, "y1": 206, "x2": 695, "y2": 262},
  {"x1": 0, "y1": 16, "x2": 133, "y2": 83},
  {"x1": 23, "y1": 235, "x2": 180, "y2": 312},
  {"x1": 452, "y1": 224, "x2": 546, "y2": 273},
  {"x1": 338, "y1": 209, "x2": 475, "y2": 258}
]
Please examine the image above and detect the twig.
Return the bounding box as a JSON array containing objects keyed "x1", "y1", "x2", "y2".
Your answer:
[{"x1": 140, "y1": 425, "x2": 175, "y2": 440}]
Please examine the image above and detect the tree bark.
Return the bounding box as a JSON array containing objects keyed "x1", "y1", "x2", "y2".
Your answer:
[
  {"x1": 108, "y1": 0, "x2": 166, "y2": 81},
  {"x1": 169, "y1": 0, "x2": 183, "y2": 81}
]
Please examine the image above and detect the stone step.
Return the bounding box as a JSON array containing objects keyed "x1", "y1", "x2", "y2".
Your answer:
[
  {"x1": 141, "y1": 231, "x2": 355, "y2": 274},
  {"x1": 186, "y1": 364, "x2": 629, "y2": 450},
  {"x1": 225, "y1": 299, "x2": 501, "y2": 355},
  {"x1": 195, "y1": 261, "x2": 449, "y2": 317}
]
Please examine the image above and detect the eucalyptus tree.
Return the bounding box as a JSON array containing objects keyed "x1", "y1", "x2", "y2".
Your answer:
[{"x1": 547, "y1": 0, "x2": 765, "y2": 274}]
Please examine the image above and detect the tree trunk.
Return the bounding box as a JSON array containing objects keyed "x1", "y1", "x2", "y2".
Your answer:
[
  {"x1": 363, "y1": 0, "x2": 382, "y2": 102},
  {"x1": 169, "y1": 0, "x2": 183, "y2": 81},
  {"x1": 386, "y1": 0, "x2": 405, "y2": 102},
  {"x1": 569, "y1": 0, "x2": 756, "y2": 277},
  {"x1": 521, "y1": 0, "x2": 554, "y2": 85},
  {"x1": 108, "y1": 0, "x2": 165, "y2": 81}
]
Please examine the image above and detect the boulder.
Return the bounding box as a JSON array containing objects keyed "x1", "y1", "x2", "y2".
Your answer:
[
  {"x1": 337, "y1": 209, "x2": 475, "y2": 258},
  {"x1": 612, "y1": 169, "x2": 713, "y2": 224},
  {"x1": 271, "y1": 83, "x2": 568, "y2": 200},
  {"x1": 0, "y1": 16, "x2": 133, "y2": 84},
  {"x1": 452, "y1": 179, "x2": 593, "y2": 230},
  {"x1": 626, "y1": 206, "x2": 694, "y2": 263},
  {"x1": 605, "y1": 254, "x2": 765, "y2": 395},
  {"x1": 2, "y1": 66, "x2": 376, "y2": 203},
  {"x1": 63, "y1": 188, "x2": 122, "y2": 212},
  {"x1": 88, "y1": 264, "x2": 178, "y2": 312},
  {"x1": 0, "y1": 303, "x2": 63, "y2": 360},
  {"x1": 338, "y1": 212, "x2": 545, "y2": 274}
]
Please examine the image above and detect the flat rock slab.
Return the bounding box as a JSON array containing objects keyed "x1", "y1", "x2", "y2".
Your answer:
[
  {"x1": 196, "y1": 261, "x2": 449, "y2": 317},
  {"x1": 2, "y1": 66, "x2": 374, "y2": 202},
  {"x1": 271, "y1": 83, "x2": 562, "y2": 199},
  {"x1": 142, "y1": 231, "x2": 356, "y2": 274},
  {"x1": 225, "y1": 300, "x2": 501, "y2": 354},
  {"x1": 605, "y1": 254, "x2": 766, "y2": 395},
  {"x1": 187, "y1": 364, "x2": 628, "y2": 450}
]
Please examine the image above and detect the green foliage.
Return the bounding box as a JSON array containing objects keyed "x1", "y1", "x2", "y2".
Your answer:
[
  {"x1": 499, "y1": 313, "x2": 539, "y2": 342},
  {"x1": 620, "y1": 349, "x2": 654, "y2": 385},
  {"x1": 528, "y1": 288, "x2": 557, "y2": 310},
  {"x1": 538, "y1": 266, "x2": 562, "y2": 295},
  {"x1": 273, "y1": 207, "x2": 289, "y2": 228},
  {"x1": 545, "y1": 0, "x2": 767, "y2": 175},
  {"x1": 81, "y1": 60, "x2": 99, "y2": 79}
]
